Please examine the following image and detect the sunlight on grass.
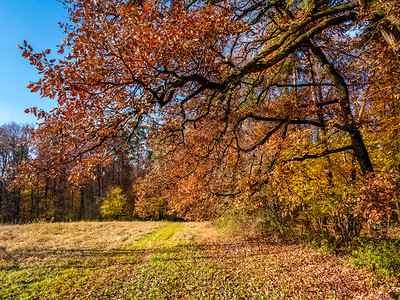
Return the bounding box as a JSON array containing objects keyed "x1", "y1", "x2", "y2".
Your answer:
[
  {"x1": 0, "y1": 221, "x2": 163, "y2": 252},
  {"x1": 0, "y1": 221, "x2": 392, "y2": 299}
]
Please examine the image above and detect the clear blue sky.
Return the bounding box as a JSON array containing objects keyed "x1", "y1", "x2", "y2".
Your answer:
[{"x1": 0, "y1": 0, "x2": 67, "y2": 125}]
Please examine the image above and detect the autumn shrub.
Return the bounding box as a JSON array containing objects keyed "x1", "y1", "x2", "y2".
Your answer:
[
  {"x1": 100, "y1": 187, "x2": 130, "y2": 220},
  {"x1": 352, "y1": 170, "x2": 400, "y2": 239},
  {"x1": 331, "y1": 194, "x2": 364, "y2": 245},
  {"x1": 260, "y1": 199, "x2": 297, "y2": 238},
  {"x1": 298, "y1": 196, "x2": 340, "y2": 243},
  {"x1": 305, "y1": 238, "x2": 337, "y2": 255},
  {"x1": 217, "y1": 207, "x2": 263, "y2": 238},
  {"x1": 288, "y1": 168, "x2": 400, "y2": 245},
  {"x1": 263, "y1": 161, "x2": 361, "y2": 243},
  {"x1": 300, "y1": 169, "x2": 399, "y2": 247},
  {"x1": 217, "y1": 202, "x2": 294, "y2": 239}
]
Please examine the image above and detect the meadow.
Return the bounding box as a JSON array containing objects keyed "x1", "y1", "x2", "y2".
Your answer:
[{"x1": 0, "y1": 221, "x2": 393, "y2": 299}]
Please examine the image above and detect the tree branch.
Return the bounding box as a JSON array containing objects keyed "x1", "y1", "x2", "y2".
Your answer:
[{"x1": 291, "y1": 145, "x2": 354, "y2": 162}]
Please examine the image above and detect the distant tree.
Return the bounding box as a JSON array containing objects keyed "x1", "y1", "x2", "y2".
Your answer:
[
  {"x1": 101, "y1": 186, "x2": 130, "y2": 220},
  {"x1": 0, "y1": 123, "x2": 30, "y2": 223}
]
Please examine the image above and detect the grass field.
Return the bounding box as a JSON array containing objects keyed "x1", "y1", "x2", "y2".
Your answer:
[{"x1": 0, "y1": 221, "x2": 393, "y2": 299}]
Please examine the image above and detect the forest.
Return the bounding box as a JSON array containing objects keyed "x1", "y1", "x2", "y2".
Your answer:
[
  {"x1": 1, "y1": 0, "x2": 400, "y2": 245},
  {"x1": 0, "y1": 122, "x2": 150, "y2": 223}
]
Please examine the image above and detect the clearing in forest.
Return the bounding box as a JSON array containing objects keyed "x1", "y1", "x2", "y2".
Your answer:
[{"x1": 0, "y1": 221, "x2": 391, "y2": 299}]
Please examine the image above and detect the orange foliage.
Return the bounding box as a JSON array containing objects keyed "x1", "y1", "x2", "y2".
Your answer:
[{"x1": 15, "y1": 0, "x2": 400, "y2": 226}]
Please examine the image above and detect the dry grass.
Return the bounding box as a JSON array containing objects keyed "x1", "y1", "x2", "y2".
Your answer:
[
  {"x1": 0, "y1": 221, "x2": 228, "y2": 269},
  {"x1": 0, "y1": 221, "x2": 229, "y2": 253},
  {"x1": 0, "y1": 221, "x2": 164, "y2": 252},
  {"x1": 0, "y1": 221, "x2": 395, "y2": 299}
]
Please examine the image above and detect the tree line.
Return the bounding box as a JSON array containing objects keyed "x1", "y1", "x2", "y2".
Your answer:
[{"x1": 0, "y1": 122, "x2": 172, "y2": 223}]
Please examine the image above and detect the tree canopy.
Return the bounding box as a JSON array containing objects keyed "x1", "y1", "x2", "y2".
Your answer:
[{"x1": 17, "y1": 0, "x2": 400, "y2": 224}]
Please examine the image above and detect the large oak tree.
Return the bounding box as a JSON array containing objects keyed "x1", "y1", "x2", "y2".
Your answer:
[{"x1": 18, "y1": 0, "x2": 400, "y2": 219}]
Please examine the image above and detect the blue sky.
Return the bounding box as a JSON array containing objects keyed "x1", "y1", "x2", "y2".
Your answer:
[{"x1": 0, "y1": 0, "x2": 67, "y2": 125}]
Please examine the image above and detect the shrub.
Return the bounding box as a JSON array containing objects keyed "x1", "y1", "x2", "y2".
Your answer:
[{"x1": 217, "y1": 204, "x2": 293, "y2": 240}]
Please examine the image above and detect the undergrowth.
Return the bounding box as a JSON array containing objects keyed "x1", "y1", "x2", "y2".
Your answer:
[
  {"x1": 218, "y1": 207, "x2": 400, "y2": 290},
  {"x1": 349, "y1": 238, "x2": 400, "y2": 284}
]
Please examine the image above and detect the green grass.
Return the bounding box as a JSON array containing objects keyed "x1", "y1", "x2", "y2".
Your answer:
[
  {"x1": 130, "y1": 222, "x2": 185, "y2": 248},
  {"x1": 0, "y1": 221, "x2": 392, "y2": 299},
  {"x1": 349, "y1": 238, "x2": 400, "y2": 283}
]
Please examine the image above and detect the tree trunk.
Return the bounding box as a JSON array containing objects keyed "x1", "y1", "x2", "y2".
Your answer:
[
  {"x1": 363, "y1": 0, "x2": 400, "y2": 59},
  {"x1": 309, "y1": 40, "x2": 374, "y2": 176},
  {"x1": 79, "y1": 187, "x2": 85, "y2": 220},
  {"x1": 380, "y1": 22, "x2": 400, "y2": 58}
]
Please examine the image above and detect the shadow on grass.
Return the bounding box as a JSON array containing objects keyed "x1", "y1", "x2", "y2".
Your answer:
[{"x1": 1, "y1": 238, "x2": 287, "y2": 271}]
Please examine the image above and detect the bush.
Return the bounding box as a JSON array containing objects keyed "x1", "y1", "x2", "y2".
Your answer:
[
  {"x1": 217, "y1": 208, "x2": 263, "y2": 239},
  {"x1": 217, "y1": 204, "x2": 294, "y2": 240}
]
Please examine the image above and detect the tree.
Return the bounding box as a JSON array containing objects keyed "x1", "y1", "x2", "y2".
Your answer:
[
  {"x1": 0, "y1": 123, "x2": 30, "y2": 223},
  {"x1": 101, "y1": 186, "x2": 130, "y2": 220},
  {"x1": 17, "y1": 0, "x2": 400, "y2": 224}
]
